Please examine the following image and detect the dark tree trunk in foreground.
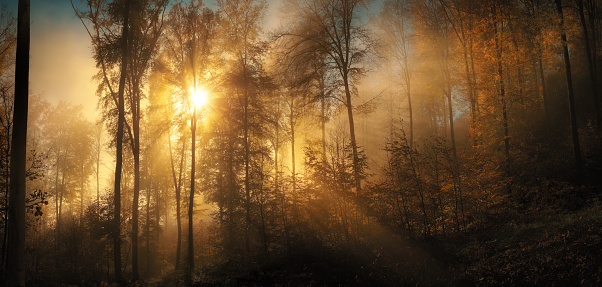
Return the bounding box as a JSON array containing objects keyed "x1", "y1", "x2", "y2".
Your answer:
[
  {"x1": 113, "y1": 0, "x2": 130, "y2": 281},
  {"x1": 6, "y1": 0, "x2": 29, "y2": 286},
  {"x1": 555, "y1": 0, "x2": 583, "y2": 175}
]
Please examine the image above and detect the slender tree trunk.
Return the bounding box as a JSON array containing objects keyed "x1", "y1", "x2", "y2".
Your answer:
[
  {"x1": 343, "y1": 75, "x2": 361, "y2": 192},
  {"x1": 289, "y1": 96, "x2": 303, "y2": 236},
  {"x1": 153, "y1": 180, "x2": 160, "y2": 275},
  {"x1": 54, "y1": 154, "x2": 60, "y2": 246},
  {"x1": 132, "y1": 88, "x2": 141, "y2": 280},
  {"x1": 468, "y1": 36, "x2": 479, "y2": 133},
  {"x1": 243, "y1": 70, "x2": 251, "y2": 254},
  {"x1": 274, "y1": 107, "x2": 290, "y2": 252},
  {"x1": 80, "y1": 163, "x2": 85, "y2": 224},
  {"x1": 188, "y1": 26, "x2": 199, "y2": 278},
  {"x1": 1, "y1": 118, "x2": 10, "y2": 278},
  {"x1": 6, "y1": 1, "x2": 29, "y2": 285},
  {"x1": 406, "y1": 82, "x2": 413, "y2": 148},
  {"x1": 189, "y1": 106, "x2": 196, "y2": 277},
  {"x1": 290, "y1": 96, "x2": 296, "y2": 217},
  {"x1": 145, "y1": 175, "x2": 151, "y2": 275},
  {"x1": 556, "y1": 0, "x2": 584, "y2": 174},
  {"x1": 494, "y1": 6, "x2": 510, "y2": 169},
  {"x1": 320, "y1": 80, "x2": 327, "y2": 160},
  {"x1": 578, "y1": 0, "x2": 601, "y2": 129},
  {"x1": 113, "y1": 0, "x2": 130, "y2": 281},
  {"x1": 462, "y1": 42, "x2": 475, "y2": 130},
  {"x1": 96, "y1": 130, "x2": 101, "y2": 210},
  {"x1": 538, "y1": 51, "x2": 550, "y2": 127},
  {"x1": 169, "y1": 134, "x2": 185, "y2": 270},
  {"x1": 586, "y1": 0, "x2": 599, "y2": 105},
  {"x1": 59, "y1": 171, "x2": 64, "y2": 236},
  {"x1": 258, "y1": 153, "x2": 268, "y2": 256},
  {"x1": 444, "y1": 72, "x2": 457, "y2": 159},
  {"x1": 1, "y1": 101, "x2": 11, "y2": 278}
]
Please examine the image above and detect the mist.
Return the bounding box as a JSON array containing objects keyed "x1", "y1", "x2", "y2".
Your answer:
[{"x1": 2, "y1": 0, "x2": 602, "y2": 286}]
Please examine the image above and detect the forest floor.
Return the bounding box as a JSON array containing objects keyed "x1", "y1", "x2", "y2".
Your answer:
[
  {"x1": 175, "y1": 182, "x2": 602, "y2": 286},
  {"x1": 88, "y1": 181, "x2": 600, "y2": 287},
  {"x1": 445, "y1": 182, "x2": 602, "y2": 286}
]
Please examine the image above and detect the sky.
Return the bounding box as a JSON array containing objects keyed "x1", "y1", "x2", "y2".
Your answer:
[
  {"x1": 2, "y1": 0, "x2": 98, "y2": 119},
  {"x1": 0, "y1": 0, "x2": 384, "y2": 192},
  {"x1": 0, "y1": 0, "x2": 381, "y2": 121},
  {"x1": 0, "y1": 0, "x2": 288, "y2": 121},
  {"x1": 0, "y1": 0, "x2": 289, "y2": 189}
]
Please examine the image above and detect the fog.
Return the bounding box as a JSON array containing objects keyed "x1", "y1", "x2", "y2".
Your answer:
[{"x1": 2, "y1": 0, "x2": 602, "y2": 286}]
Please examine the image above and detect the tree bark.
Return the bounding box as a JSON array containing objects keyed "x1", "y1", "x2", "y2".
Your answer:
[
  {"x1": 343, "y1": 75, "x2": 361, "y2": 193},
  {"x1": 6, "y1": 0, "x2": 29, "y2": 285},
  {"x1": 538, "y1": 51, "x2": 550, "y2": 127},
  {"x1": 188, "y1": 104, "x2": 196, "y2": 277},
  {"x1": 113, "y1": 0, "x2": 130, "y2": 281},
  {"x1": 578, "y1": 0, "x2": 601, "y2": 129},
  {"x1": 555, "y1": 0, "x2": 583, "y2": 174},
  {"x1": 132, "y1": 83, "x2": 141, "y2": 280},
  {"x1": 169, "y1": 133, "x2": 185, "y2": 270}
]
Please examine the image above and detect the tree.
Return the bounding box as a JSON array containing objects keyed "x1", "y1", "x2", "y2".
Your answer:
[
  {"x1": 154, "y1": 0, "x2": 216, "y2": 275},
  {"x1": 73, "y1": 0, "x2": 131, "y2": 280},
  {"x1": 217, "y1": 0, "x2": 268, "y2": 254},
  {"x1": 44, "y1": 103, "x2": 94, "y2": 240},
  {"x1": 113, "y1": 0, "x2": 128, "y2": 280},
  {"x1": 0, "y1": 6, "x2": 15, "y2": 277},
  {"x1": 125, "y1": 0, "x2": 168, "y2": 279},
  {"x1": 92, "y1": 123, "x2": 104, "y2": 212},
  {"x1": 376, "y1": 0, "x2": 415, "y2": 146},
  {"x1": 555, "y1": 0, "x2": 583, "y2": 174},
  {"x1": 576, "y1": 0, "x2": 600, "y2": 129},
  {"x1": 6, "y1": 0, "x2": 29, "y2": 285},
  {"x1": 437, "y1": 0, "x2": 480, "y2": 135},
  {"x1": 283, "y1": 0, "x2": 373, "y2": 192},
  {"x1": 271, "y1": 30, "x2": 324, "y2": 235}
]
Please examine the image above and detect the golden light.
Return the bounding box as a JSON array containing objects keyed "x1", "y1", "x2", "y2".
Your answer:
[{"x1": 190, "y1": 87, "x2": 208, "y2": 108}]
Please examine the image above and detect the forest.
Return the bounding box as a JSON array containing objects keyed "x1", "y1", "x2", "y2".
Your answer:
[{"x1": 2, "y1": 0, "x2": 602, "y2": 285}]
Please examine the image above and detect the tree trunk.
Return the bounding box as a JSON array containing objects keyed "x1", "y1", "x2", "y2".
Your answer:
[
  {"x1": 132, "y1": 86, "x2": 141, "y2": 280},
  {"x1": 289, "y1": 96, "x2": 300, "y2": 234},
  {"x1": 493, "y1": 5, "x2": 510, "y2": 170},
  {"x1": 538, "y1": 51, "x2": 550, "y2": 127},
  {"x1": 343, "y1": 75, "x2": 361, "y2": 193},
  {"x1": 578, "y1": 0, "x2": 601, "y2": 129},
  {"x1": 406, "y1": 80, "x2": 413, "y2": 148},
  {"x1": 54, "y1": 154, "x2": 60, "y2": 246},
  {"x1": 189, "y1": 106, "x2": 196, "y2": 277},
  {"x1": 320, "y1": 77, "x2": 327, "y2": 160},
  {"x1": 113, "y1": 0, "x2": 130, "y2": 281},
  {"x1": 243, "y1": 69, "x2": 251, "y2": 254},
  {"x1": 469, "y1": 37, "x2": 478, "y2": 120},
  {"x1": 96, "y1": 128, "x2": 101, "y2": 211},
  {"x1": 258, "y1": 153, "x2": 268, "y2": 256},
  {"x1": 6, "y1": 0, "x2": 29, "y2": 285},
  {"x1": 462, "y1": 41, "x2": 475, "y2": 131},
  {"x1": 169, "y1": 134, "x2": 185, "y2": 270},
  {"x1": 145, "y1": 175, "x2": 151, "y2": 275},
  {"x1": 556, "y1": 0, "x2": 583, "y2": 174},
  {"x1": 80, "y1": 162, "x2": 85, "y2": 224},
  {"x1": 1, "y1": 114, "x2": 10, "y2": 276}
]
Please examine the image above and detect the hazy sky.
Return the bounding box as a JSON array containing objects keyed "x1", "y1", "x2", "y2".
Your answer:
[
  {"x1": 2, "y1": 0, "x2": 97, "y2": 119},
  {"x1": 0, "y1": 0, "x2": 287, "y2": 121}
]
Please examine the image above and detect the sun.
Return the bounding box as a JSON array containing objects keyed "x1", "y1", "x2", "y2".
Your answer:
[{"x1": 190, "y1": 87, "x2": 208, "y2": 108}]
